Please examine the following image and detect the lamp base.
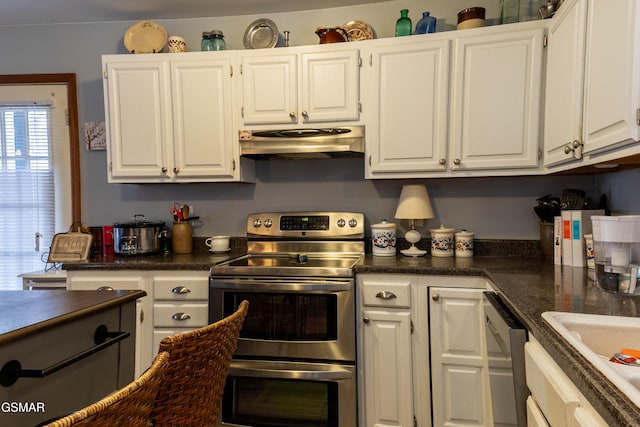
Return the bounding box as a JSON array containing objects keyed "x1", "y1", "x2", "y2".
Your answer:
[{"x1": 401, "y1": 246, "x2": 427, "y2": 257}]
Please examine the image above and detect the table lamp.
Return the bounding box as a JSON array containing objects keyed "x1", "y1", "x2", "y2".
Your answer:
[{"x1": 394, "y1": 184, "x2": 434, "y2": 257}]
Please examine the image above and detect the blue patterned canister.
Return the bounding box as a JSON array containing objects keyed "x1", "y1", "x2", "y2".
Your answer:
[
  {"x1": 430, "y1": 225, "x2": 455, "y2": 257},
  {"x1": 371, "y1": 220, "x2": 397, "y2": 256}
]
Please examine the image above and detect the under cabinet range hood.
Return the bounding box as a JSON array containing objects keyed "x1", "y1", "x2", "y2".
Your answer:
[{"x1": 239, "y1": 126, "x2": 365, "y2": 159}]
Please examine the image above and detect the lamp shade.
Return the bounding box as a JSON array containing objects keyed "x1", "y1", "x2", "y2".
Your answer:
[{"x1": 394, "y1": 184, "x2": 434, "y2": 220}]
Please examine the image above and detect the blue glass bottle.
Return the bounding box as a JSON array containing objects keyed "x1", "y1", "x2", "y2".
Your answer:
[
  {"x1": 415, "y1": 11, "x2": 437, "y2": 34},
  {"x1": 395, "y1": 9, "x2": 412, "y2": 37}
]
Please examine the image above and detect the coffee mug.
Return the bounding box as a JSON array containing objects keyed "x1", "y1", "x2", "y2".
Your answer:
[
  {"x1": 168, "y1": 36, "x2": 187, "y2": 53},
  {"x1": 206, "y1": 235, "x2": 230, "y2": 252}
]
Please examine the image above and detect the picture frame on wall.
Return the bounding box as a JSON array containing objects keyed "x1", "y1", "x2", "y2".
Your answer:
[{"x1": 84, "y1": 121, "x2": 106, "y2": 150}]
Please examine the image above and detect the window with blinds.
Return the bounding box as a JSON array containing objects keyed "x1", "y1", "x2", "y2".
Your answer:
[{"x1": 0, "y1": 83, "x2": 72, "y2": 290}]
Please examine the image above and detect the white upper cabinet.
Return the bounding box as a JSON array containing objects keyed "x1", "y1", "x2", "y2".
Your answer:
[
  {"x1": 544, "y1": 0, "x2": 640, "y2": 168},
  {"x1": 365, "y1": 35, "x2": 450, "y2": 177},
  {"x1": 103, "y1": 52, "x2": 254, "y2": 183},
  {"x1": 363, "y1": 22, "x2": 544, "y2": 179},
  {"x1": 104, "y1": 57, "x2": 173, "y2": 181},
  {"x1": 450, "y1": 25, "x2": 544, "y2": 171},
  {"x1": 239, "y1": 46, "x2": 360, "y2": 127},
  {"x1": 581, "y1": 0, "x2": 640, "y2": 155}
]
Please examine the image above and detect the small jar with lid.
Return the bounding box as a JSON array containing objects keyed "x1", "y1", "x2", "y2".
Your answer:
[
  {"x1": 201, "y1": 31, "x2": 212, "y2": 51},
  {"x1": 371, "y1": 220, "x2": 397, "y2": 257},
  {"x1": 455, "y1": 230, "x2": 475, "y2": 258},
  {"x1": 430, "y1": 225, "x2": 455, "y2": 257},
  {"x1": 209, "y1": 30, "x2": 226, "y2": 51}
]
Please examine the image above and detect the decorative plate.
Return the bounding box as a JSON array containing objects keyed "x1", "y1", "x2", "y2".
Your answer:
[
  {"x1": 124, "y1": 20, "x2": 168, "y2": 54},
  {"x1": 243, "y1": 18, "x2": 279, "y2": 49},
  {"x1": 341, "y1": 20, "x2": 374, "y2": 41}
]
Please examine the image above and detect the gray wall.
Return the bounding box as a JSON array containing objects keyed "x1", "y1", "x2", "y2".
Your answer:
[{"x1": 2, "y1": 0, "x2": 631, "y2": 240}]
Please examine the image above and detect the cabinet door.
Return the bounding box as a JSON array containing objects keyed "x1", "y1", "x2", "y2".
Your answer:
[
  {"x1": 300, "y1": 50, "x2": 360, "y2": 123},
  {"x1": 104, "y1": 58, "x2": 174, "y2": 180},
  {"x1": 66, "y1": 272, "x2": 152, "y2": 377},
  {"x1": 361, "y1": 309, "x2": 413, "y2": 427},
  {"x1": 543, "y1": 0, "x2": 588, "y2": 167},
  {"x1": 581, "y1": 0, "x2": 640, "y2": 154},
  {"x1": 429, "y1": 287, "x2": 493, "y2": 427},
  {"x1": 450, "y1": 27, "x2": 543, "y2": 170},
  {"x1": 366, "y1": 38, "x2": 449, "y2": 177},
  {"x1": 240, "y1": 54, "x2": 297, "y2": 125},
  {"x1": 171, "y1": 58, "x2": 235, "y2": 179}
]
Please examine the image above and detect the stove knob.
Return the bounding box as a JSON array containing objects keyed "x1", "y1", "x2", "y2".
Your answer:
[
  {"x1": 264, "y1": 219, "x2": 273, "y2": 228},
  {"x1": 348, "y1": 218, "x2": 358, "y2": 228},
  {"x1": 253, "y1": 218, "x2": 262, "y2": 228},
  {"x1": 337, "y1": 218, "x2": 346, "y2": 228}
]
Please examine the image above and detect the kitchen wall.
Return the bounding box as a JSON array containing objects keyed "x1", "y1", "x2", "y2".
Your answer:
[{"x1": 1, "y1": 0, "x2": 632, "y2": 240}]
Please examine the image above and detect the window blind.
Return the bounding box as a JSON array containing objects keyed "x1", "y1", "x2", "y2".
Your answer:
[{"x1": 0, "y1": 107, "x2": 56, "y2": 289}]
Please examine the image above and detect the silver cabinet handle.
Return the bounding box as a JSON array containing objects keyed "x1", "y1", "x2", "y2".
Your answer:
[
  {"x1": 375, "y1": 291, "x2": 397, "y2": 300},
  {"x1": 572, "y1": 139, "x2": 582, "y2": 148},
  {"x1": 97, "y1": 286, "x2": 114, "y2": 291},
  {"x1": 173, "y1": 167, "x2": 180, "y2": 174},
  {"x1": 289, "y1": 112, "x2": 296, "y2": 120},
  {"x1": 172, "y1": 313, "x2": 191, "y2": 321},
  {"x1": 564, "y1": 145, "x2": 573, "y2": 154},
  {"x1": 432, "y1": 294, "x2": 440, "y2": 301},
  {"x1": 161, "y1": 167, "x2": 168, "y2": 174},
  {"x1": 301, "y1": 111, "x2": 309, "y2": 119},
  {"x1": 453, "y1": 158, "x2": 461, "y2": 165},
  {"x1": 439, "y1": 158, "x2": 446, "y2": 165},
  {"x1": 363, "y1": 316, "x2": 370, "y2": 324},
  {"x1": 171, "y1": 286, "x2": 191, "y2": 294}
]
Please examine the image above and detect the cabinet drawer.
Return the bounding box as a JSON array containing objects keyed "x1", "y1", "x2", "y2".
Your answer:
[
  {"x1": 153, "y1": 276, "x2": 208, "y2": 301},
  {"x1": 526, "y1": 396, "x2": 549, "y2": 427},
  {"x1": 67, "y1": 276, "x2": 144, "y2": 291},
  {"x1": 153, "y1": 303, "x2": 208, "y2": 327},
  {"x1": 361, "y1": 281, "x2": 410, "y2": 308},
  {"x1": 525, "y1": 340, "x2": 580, "y2": 427},
  {"x1": 153, "y1": 328, "x2": 195, "y2": 353}
]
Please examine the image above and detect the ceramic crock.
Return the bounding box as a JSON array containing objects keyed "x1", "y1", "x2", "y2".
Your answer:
[
  {"x1": 455, "y1": 230, "x2": 475, "y2": 258},
  {"x1": 371, "y1": 220, "x2": 397, "y2": 257},
  {"x1": 430, "y1": 225, "x2": 455, "y2": 257}
]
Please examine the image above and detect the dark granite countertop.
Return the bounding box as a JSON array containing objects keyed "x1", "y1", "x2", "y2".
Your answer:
[
  {"x1": 63, "y1": 245, "x2": 640, "y2": 426},
  {"x1": 0, "y1": 290, "x2": 146, "y2": 346}
]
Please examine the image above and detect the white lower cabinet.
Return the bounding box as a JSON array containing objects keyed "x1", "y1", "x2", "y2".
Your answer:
[
  {"x1": 66, "y1": 269, "x2": 209, "y2": 378},
  {"x1": 358, "y1": 274, "x2": 416, "y2": 427},
  {"x1": 357, "y1": 274, "x2": 488, "y2": 427},
  {"x1": 151, "y1": 271, "x2": 209, "y2": 353},
  {"x1": 524, "y1": 335, "x2": 606, "y2": 427},
  {"x1": 429, "y1": 286, "x2": 493, "y2": 427}
]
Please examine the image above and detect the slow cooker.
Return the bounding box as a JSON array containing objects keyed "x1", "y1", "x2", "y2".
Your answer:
[{"x1": 113, "y1": 214, "x2": 166, "y2": 255}]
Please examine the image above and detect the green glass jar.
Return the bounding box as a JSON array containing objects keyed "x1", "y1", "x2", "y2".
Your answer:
[
  {"x1": 395, "y1": 9, "x2": 412, "y2": 37},
  {"x1": 209, "y1": 30, "x2": 226, "y2": 51}
]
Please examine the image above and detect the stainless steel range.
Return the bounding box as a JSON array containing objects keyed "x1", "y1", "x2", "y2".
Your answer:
[{"x1": 210, "y1": 212, "x2": 364, "y2": 427}]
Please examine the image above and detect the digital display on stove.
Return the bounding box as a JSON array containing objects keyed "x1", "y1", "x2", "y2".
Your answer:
[{"x1": 280, "y1": 215, "x2": 329, "y2": 231}]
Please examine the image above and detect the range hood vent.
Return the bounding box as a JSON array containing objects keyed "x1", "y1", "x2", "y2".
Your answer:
[{"x1": 240, "y1": 126, "x2": 365, "y2": 160}]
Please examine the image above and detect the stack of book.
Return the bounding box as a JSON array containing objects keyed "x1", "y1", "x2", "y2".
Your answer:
[{"x1": 554, "y1": 209, "x2": 604, "y2": 267}]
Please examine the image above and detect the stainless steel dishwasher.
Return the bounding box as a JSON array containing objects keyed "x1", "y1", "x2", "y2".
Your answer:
[{"x1": 483, "y1": 291, "x2": 529, "y2": 427}]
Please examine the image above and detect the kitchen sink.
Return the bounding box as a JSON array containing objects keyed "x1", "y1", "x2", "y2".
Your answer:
[{"x1": 542, "y1": 311, "x2": 640, "y2": 408}]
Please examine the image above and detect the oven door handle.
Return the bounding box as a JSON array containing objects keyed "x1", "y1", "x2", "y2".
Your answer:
[
  {"x1": 229, "y1": 362, "x2": 353, "y2": 381},
  {"x1": 211, "y1": 279, "x2": 352, "y2": 292}
]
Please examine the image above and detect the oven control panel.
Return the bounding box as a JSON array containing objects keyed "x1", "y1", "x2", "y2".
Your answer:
[{"x1": 247, "y1": 212, "x2": 365, "y2": 238}]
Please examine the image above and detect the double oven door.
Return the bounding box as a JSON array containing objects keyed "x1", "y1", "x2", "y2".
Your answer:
[{"x1": 209, "y1": 275, "x2": 357, "y2": 427}]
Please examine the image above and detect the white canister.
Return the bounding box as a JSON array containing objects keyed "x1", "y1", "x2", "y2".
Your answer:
[
  {"x1": 430, "y1": 225, "x2": 455, "y2": 257},
  {"x1": 371, "y1": 220, "x2": 397, "y2": 257},
  {"x1": 455, "y1": 230, "x2": 475, "y2": 258}
]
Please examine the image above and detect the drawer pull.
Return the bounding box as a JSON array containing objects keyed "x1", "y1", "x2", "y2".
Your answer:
[
  {"x1": 0, "y1": 325, "x2": 129, "y2": 387},
  {"x1": 172, "y1": 312, "x2": 191, "y2": 321},
  {"x1": 171, "y1": 286, "x2": 191, "y2": 294},
  {"x1": 375, "y1": 291, "x2": 397, "y2": 300}
]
